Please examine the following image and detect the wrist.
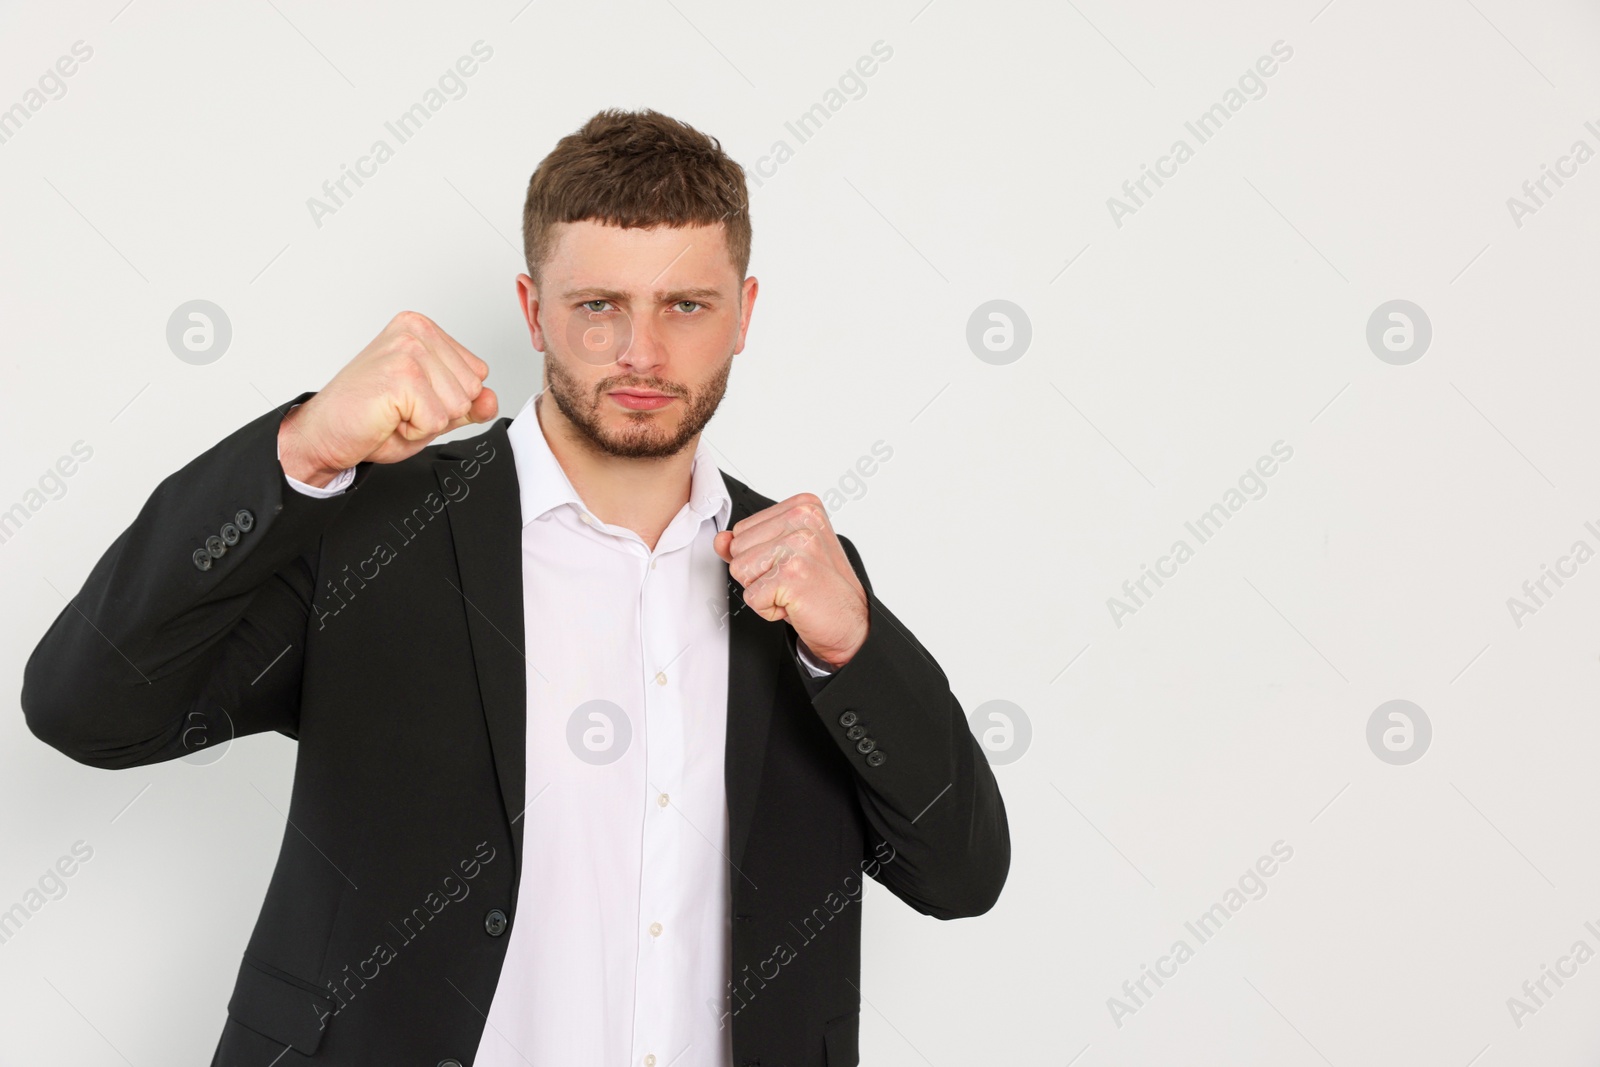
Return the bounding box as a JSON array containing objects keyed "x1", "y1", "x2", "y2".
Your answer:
[{"x1": 277, "y1": 408, "x2": 343, "y2": 488}]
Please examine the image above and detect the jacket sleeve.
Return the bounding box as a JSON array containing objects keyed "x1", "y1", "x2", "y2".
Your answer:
[
  {"x1": 20, "y1": 391, "x2": 366, "y2": 769},
  {"x1": 804, "y1": 533, "x2": 1011, "y2": 919}
]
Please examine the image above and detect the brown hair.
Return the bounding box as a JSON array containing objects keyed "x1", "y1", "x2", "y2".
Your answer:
[{"x1": 522, "y1": 108, "x2": 751, "y2": 291}]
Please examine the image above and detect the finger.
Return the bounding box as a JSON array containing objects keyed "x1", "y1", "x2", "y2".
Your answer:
[
  {"x1": 373, "y1": 399, "x2": 479, "y2": 461},
  {"x1": 397, "y1": 315, "x2": 489, "y2": 409},
  {"x1": 427, "y1": 320, "x2": 492, "y2": 385},
  {"x1": 437, "y1": 385, "x2": 499, "y2": 435},
  {"x1": 407, "y1": 328, "x2": 483, "y2": 413},
  {"x1": 728, "y1": 494, "x2": 828, "y2": 551},
  {"x1": 418, "y1": 350, "x2": 475, "y2": 424},
  {"x1": 728, "y1": 497, "x2": 849, "y2": 574},
  {"x1": 733, "y1": 566, "x2": 787, "y2": 623},
  {"x1": 415, "y1": 343, "x2": 498, "y2": 429},
  {"x1": 376, "y1": 373, "x2": 493, "y2": 463},
  {"x1": 729, "y1": 492, "x2": 817, "y2": 537},
  {"x1": 727, "y1": 530, "x2": 813, "y2": 595},
  {"x1": 390, "y1": 370, "x2": 456, "y2": 442}
]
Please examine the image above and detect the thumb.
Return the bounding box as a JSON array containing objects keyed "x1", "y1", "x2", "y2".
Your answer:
[
  {"x1": 713, "y1": 530, "x2": 733, "y2": 563},
  {"x1": 469, "y1": 386, "x2": 499, "y2": 423}
]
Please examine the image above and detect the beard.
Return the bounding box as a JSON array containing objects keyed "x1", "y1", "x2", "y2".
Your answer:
[{"x1": 543, "y1": 349, "x2": 734, "y2": 460}]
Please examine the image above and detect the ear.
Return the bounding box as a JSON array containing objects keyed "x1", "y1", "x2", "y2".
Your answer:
[
  {"x1": 517, "y1": 273, "x2": 547, "y2": 352},
  {"x1": 733, "y1": 275, "x2": 759, "y2": 355}
]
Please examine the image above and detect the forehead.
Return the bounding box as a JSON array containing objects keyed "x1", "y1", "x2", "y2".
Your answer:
[{"x1": 543, "y1": 219, "x2": 736, "y2": 289}]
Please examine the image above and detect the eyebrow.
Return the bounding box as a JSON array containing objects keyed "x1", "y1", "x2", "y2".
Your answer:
[{"x1": 560, "y1": 286, "x2": 725, "y2": 302}]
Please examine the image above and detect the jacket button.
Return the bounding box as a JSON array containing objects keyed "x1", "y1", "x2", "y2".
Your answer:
[
  {"x1": 191, "y1": 548, "x2": 213, "y2": 572},
  {"x1": 484, "y1": 908, "x2": 508, "y2": 936},
  {"x1": 838, "y1": 710, "x2": 858, "y2": 728},
  {"x1": 845, "y1": 724, "x2": 865, "y2": 741},
  {"x1": 220, "y1": 521, "x2": 240, "y2": 545},
  {"x1": 866, "y1": 749, "x2": 886, "y2": 767},
  {"x1": 205, "y1": 535, "x2": 226, "y2": 558},
  {"x1": 438, "y1": 1060, "x2": 463, "y2": 1067},
  {"x1": 235, "y1": 508, "x2": 254, "y2": 532},
  {"x1": 856, "y1": 737, "x2": 876, "y2": 754}
]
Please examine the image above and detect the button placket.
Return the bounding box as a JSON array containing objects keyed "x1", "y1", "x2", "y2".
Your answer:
[{"x1": 633, "y1": 545, "x2": 685, "y2": 1065}]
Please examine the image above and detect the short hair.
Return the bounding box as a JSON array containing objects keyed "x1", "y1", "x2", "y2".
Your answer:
[{"x1": 522, "y1": 108, "x2": 752, "y2": 291}]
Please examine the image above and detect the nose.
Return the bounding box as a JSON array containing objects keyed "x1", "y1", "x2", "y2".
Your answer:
[{"x1": 614, "y1": 311, "x2": 667, "y2": 379}]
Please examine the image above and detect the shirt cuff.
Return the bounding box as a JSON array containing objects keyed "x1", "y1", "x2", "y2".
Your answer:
[
  {"x1": 794, "y1": 637, "x2": 835, "y2": 677},
  {"x1": 278, "y1": 403, "x2": 356, "y2": 497}
]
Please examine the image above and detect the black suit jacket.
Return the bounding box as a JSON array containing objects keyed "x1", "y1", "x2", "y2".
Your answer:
[{"x1": 21, "y1": 393, "x2": 1010, "y2": 1067}]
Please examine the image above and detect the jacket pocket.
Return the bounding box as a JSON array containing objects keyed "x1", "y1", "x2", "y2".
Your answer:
[
  {"x1": 226, "y1": 954, "x2": 339, "y2": 1055},
  {"x1": 822, "y1": 1009, "x2": 859, "y2": 1067}
]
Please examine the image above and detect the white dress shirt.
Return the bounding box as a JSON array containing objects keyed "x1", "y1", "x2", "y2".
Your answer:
[{"x1": 281, "y1": 393, "x2": 833, "y2": 1065}]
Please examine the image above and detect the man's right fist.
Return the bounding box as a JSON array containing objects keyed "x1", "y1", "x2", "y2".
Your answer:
[{"x1": 278, "y1": 311, "x2": 499, "y2": 487}]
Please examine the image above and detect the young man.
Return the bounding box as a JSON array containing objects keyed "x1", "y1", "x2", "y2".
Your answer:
[{"x1": 22, "y1": 108, "x2": 1009, "y2": 1067}]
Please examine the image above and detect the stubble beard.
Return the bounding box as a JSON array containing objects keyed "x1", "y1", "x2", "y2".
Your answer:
[{"x1": 544, "y1": 349, "x2": 734, "y2": 460}]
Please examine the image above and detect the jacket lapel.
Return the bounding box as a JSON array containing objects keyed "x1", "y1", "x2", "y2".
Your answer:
[
  {"x1": 721, "y1": 476, "x2": 785, "y2": 874},
  {"x1": 436, "y1": 419, "x2": 528, "y2": 894}
]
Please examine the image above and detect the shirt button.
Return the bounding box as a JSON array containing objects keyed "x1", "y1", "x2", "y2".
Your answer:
[
  {"x1": 648, "y1": 921, "x2": 662, "y2": 937},
  {"x1": 655, "y1": 671, "x2": 667, "y2": 686},
  {"x1": 651, "y1": 557, "x2": 658, "y2": 570},
  {"x1": 644, "y1": 1056, "x2": 656, "y2": 1067},
  {"x1": 657, "y1": 793, "x2": 669, "y2": 808}
]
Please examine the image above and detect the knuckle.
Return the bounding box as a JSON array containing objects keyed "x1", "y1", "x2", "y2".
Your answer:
[
  {"x1": 388, "y1": 333, "x2": 427, "y2": 364},
  {"x1": 393, "y1": 357, "x2": 429, "y2": 388},
  {"x1": 786, "y1": 503, "x2": 820, "y2": 527}
]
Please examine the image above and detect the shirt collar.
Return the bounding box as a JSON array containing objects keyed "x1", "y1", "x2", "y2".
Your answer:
[{"x1": 505, "y1": 390, "x2": 733, "y2": 534}]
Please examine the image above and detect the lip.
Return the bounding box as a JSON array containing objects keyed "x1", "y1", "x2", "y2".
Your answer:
[{"x1": 609, "y1": 389, "x2": 676, "y2": 411}]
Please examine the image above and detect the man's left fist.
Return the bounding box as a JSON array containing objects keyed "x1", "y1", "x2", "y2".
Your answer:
[{"x1": 713, "y1": 493, "x2": 869, "y2": 669}]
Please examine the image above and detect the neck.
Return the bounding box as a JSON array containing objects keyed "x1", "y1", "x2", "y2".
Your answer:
[{"x1": 534, "y1": 390, "x2": 697, "y2": 551}]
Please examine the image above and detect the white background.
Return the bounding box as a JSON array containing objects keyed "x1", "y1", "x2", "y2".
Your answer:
[{"x1": 3, "y1": 0, "x2": 1600, "y2": 1063}]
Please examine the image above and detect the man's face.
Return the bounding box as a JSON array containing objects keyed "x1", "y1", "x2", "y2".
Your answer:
[{"x1": 518, "y1": 219, "x2": 757, "y2": 460}]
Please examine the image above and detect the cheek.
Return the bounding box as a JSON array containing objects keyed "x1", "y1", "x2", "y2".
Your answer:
[
  {"x1": 562, "y1": 310, "x2": 634, "y2": 367},
  {"x1": 684, "y1": 311, "x2": 738, "y2": 351}
]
